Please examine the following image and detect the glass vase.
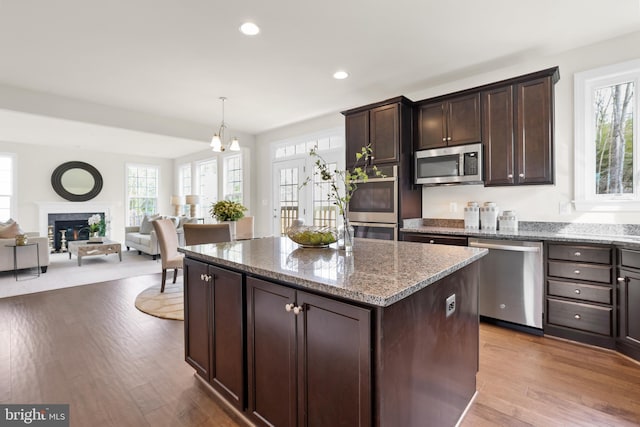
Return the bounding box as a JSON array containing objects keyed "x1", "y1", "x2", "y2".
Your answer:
[{"x1": 339, "y1": 218, "x2": 354, "y2": 253}]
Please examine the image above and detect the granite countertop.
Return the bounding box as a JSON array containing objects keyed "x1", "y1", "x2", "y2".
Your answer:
[
  {"x1": 178, "y1": 236, "x2": 487, "y2": 307},
  {"x1": 401, "y1": 219, "x2": 640, "y2": 247}
]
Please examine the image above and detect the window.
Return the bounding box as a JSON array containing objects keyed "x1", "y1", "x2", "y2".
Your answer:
[
  {"x1": 224, "y1": 154, "x2": 243, "y2": 204},
  {"x1": 196, "y1": 159, "x2": 217, "y2": 217},
  {"x1": 179, "y1": 163, "x2": 192, "y2": 215},
  {"x1": 126, "y1": 164, "x2": 159, "y2": 225},
  {"x1": 0, "y1": 153, "x2": 15, "y2": 221},
  {"x1": 575, "y1": 59, "x2": 639, "y2": 211}
]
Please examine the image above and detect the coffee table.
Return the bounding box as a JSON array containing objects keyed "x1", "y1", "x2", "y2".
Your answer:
[{"x1": 68, "y1": 239, "x2": 122, "y2": 266}]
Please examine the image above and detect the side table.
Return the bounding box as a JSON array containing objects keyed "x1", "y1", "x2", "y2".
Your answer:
[{"x1": 4, "y1": 242, "x2": 40, "y2": 281}]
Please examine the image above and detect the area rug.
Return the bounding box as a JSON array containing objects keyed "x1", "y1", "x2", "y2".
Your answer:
[{"x1": 134, "y1": 281, "x2": 184, "y2": 320}]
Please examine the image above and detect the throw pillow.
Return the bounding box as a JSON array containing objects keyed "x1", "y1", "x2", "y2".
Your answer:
[
  {"x1": 0, "y1": 220, "x2": 24, "y2": 238},
  {"x1": 139, "y1": 214, "x2": 160, "y2": 234},
  {"x1": 178, "y1": 216, "x2": 199, "y2": 228},
  {"x1": 163, "y1": 216, "x2": 180, "y2": 228}
]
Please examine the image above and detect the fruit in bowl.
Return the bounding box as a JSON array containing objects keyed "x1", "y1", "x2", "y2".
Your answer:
[{"x1": 286, "y1": 225, "x2": 338, "y2": 247}]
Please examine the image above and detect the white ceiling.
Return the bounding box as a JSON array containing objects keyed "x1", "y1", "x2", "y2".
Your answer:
[{"x1": 1, "y1": 0, "x2": 640, "y2": 158}]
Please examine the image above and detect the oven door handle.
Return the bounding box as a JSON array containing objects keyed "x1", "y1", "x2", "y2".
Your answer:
[
  {"x1": 349, "y1": 221, "x2": 397, "y2": 228},
  {"x1": 469, "y1": 241, "x2": 541, "y2": 252}
]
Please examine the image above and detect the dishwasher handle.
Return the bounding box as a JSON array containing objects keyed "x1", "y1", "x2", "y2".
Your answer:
[{"x1": 469, "y1": 241, "x2": 541, "y2": 253}]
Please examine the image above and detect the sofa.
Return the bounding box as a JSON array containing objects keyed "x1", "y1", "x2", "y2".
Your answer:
[
  {"x1": 0, "y1": 233, "x2": 50, "y2": 274},
  {"x1": 124, "y1": 215, "x2": 196, "y2": 259}
]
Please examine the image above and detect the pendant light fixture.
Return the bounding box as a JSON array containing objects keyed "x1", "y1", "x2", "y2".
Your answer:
[{"x1": 210, "y1": 97, "x2": 240, "y2": 152}]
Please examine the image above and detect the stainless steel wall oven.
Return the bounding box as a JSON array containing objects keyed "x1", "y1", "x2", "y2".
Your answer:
[{"x1": 348, "y1": 165, "x2": 398, "y2": 240}]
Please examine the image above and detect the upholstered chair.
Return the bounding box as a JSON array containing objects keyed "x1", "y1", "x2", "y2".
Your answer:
[
  {"x1": 151, "y1": 218, "x2": 184, "y2": 292},
  {"x1": 235, "y1": 216, "x2": 255, "y2": 240},
  {"x1": 183, "y1": 223, "x2": 231, "y2": 245}
]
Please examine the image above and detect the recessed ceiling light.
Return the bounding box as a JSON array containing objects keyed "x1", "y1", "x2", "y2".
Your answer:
[
  {"x1": 333, "y1": 70, "x2": 349, "y2": 80},
  {"x1": 240, "y1": 22, "x2": 260, "y2": 36}
]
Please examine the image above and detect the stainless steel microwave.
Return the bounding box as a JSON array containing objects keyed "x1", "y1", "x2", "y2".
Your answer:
[{"x1": 414, "y1": 143, "x2": 483, "y2": 186}]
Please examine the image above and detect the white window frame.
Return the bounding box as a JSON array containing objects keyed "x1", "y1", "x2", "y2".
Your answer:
[
  {"x1": 125, "y1": 163, "x2": 160, "y2": 226},
  {"x1": 0, "y1": 152, "x2": 17, "y2": 221},
  {"x1": 223, "y1": 153, "x2": 243, "y2": 204},
  {"x1": 574, "y1": 59, "x2": 640, "y2": 211},
  {"x1": 195, "y1": 158, "x2": 218, "y2": 218}
]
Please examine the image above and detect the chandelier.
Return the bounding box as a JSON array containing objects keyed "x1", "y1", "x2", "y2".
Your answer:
[{"x1": 210, "y1": 97, "x2": 240, "y2": 152}]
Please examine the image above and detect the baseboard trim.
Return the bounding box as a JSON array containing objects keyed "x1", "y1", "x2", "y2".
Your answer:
[
  {"x1": 456, "y1": 390, "x2": 478, "y2": 427},
  {"x1": 193, "y1": 373, "x2": 255, "y2": 427}
]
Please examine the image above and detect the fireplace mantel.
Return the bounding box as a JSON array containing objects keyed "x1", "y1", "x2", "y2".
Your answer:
[{"x1": 37, "y1": 201, "x2": 113, "y2": 238}]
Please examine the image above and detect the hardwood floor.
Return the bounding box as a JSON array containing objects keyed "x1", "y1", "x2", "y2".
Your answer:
[{"x1": 1, "y1": 275, "x2": 639, "y2": 426}]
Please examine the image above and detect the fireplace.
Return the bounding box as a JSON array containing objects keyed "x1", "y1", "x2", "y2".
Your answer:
[
  {"x1": 49, "y1": 212, "x2": 103, "y2": 251},
  {"x1": 38, "y1": 202, "x2": 113, "y2": 252}
]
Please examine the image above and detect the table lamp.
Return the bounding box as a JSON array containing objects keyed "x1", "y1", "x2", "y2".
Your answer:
[
  {"x1": 170, "y1": 195, "x2": 185, "y2": 216},
  {"x1": 185, "y1": 195, "x2": 200, "y2": 217}
]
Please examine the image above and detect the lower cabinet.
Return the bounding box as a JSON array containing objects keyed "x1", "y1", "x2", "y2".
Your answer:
[
  {"x1": 184, "y1": 258, "x2": 245, "y2": 409},
  {"x1": 617, "y1": 249, "x2": 640, "y2": 361},
  {"x1": 246, "y1": 276, "x2": 371, "y2": 427}
]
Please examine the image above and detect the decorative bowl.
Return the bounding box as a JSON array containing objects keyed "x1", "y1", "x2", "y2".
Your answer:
[{"x1": 286, "y1": 225, "x2": 338, "y2": 248}]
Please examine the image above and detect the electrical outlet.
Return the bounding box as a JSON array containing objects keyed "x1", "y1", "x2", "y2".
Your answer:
[
  {"x1": 446, "y1": 294, "x2": 456, "y2": 317},
  {"x1": 449, "y1": 202, "x2": 458, "y2": 213}
]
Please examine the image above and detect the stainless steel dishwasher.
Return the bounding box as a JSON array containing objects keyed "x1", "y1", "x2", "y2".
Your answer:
[{"x1": 468, "y1": 238, "x2": 544, "y2": 332}]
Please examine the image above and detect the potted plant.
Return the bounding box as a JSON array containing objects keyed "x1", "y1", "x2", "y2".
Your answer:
[
  {"x1": 209, "y1": 200, "x2": 247, "y2": 240},
  {"x1": 301, "y1": 144, "x2": 381, "y2": 251}
]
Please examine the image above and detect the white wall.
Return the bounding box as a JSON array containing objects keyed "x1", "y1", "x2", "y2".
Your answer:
[
  {"x1": 1, "y1": 140, "x2": 174, "y2": 243},
  {"x1": 410, "y1": 30, "x2": 640, "y2": 225}
]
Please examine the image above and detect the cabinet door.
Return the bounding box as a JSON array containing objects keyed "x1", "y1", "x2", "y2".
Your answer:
[
  {"x1": 482, "y1": 86, "x2": 515, "y2": 186},
  {"x1": 296, "y1": 291, "x2": 371, "y2": 427},
  {"x1": 369, "y1": 103, "x2": 399, "y2": 164},
  {"x1": 516, "y1": 77, "x2": 553, "y2": 184},
  {"x1": 345, "y1": 111, "x2": 369, "y2": 168},
  {"x1": 619, "y1": 271, "x2": 640, "y2": 349},
  {"x1": 418, "y1": 102, "x2": 446, "y2": 149},
  {"x1": 184, "y1": 258, "x2": 210, "y2": 380},
  {"x1": 447, "y1": 93, "x2": 481, "y2": 146},
  {"x1": 210, "y1": 265, "x2": 244, "y2": 409},
  {"x1": 247, "y1": 277, "x2": 297, "y2": 427}
]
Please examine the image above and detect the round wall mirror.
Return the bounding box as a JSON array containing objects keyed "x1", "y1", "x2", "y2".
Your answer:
[{"x1": 51, "y1": 161, "x2": 103, "y2": 201}]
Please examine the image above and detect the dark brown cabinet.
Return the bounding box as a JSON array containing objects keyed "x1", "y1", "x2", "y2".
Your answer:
[
  {"x1": 483, "y1": 70, "x2": 557, "y2": 186},
  {"x1": 183, "y1": 258, "x2": 245, "y2": 409},
  {"x1": 616, "y1": 249, "x2": 640, "y2": 361},
  {"x1": 246, "y1": 276, "x2": 371, "y2": 427},
  {"x1": 344, "y1": 97, "x2": 412, "y2": 167},
  {"x1": 416, "y1": 93, "x2": 481, "y2": 150},
  {"x1": 544, "y1": 243, "x2": 615, "y2": 348}
]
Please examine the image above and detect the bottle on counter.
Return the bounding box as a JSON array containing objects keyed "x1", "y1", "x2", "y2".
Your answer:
[
  {"x1": 480, "y1": 202, "x2": 499, "y2": 231},
  {"x1": 464, "y1": 201, "x2": 480, "y2": 230}
]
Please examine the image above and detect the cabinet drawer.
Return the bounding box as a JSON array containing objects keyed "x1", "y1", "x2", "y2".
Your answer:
[
  {"x1": 547, "y1": 298, "x2": 612, "y2": 336},
  {"x1": 402, "y1": 233, "x2": 468, "y2": 246},
  {"x1": 619, "y1": 248, "x2": 640, "y2": 270},
  {"x1": 547, "y1": 279, "x2": 612, "y2": 304},
  {"x1": 547, "y1": 261, "x2": 612, "y2": 284},
  {"x1": 547, "y1": 244, "x2": 611, "y2": 264}
]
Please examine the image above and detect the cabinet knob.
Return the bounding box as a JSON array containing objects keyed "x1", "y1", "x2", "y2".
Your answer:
[
  {"x1": 429, "y1": 240, "x2": 435, "y2": 244},
  {"x1": 293, "y1": 305, "x2": 304, "y2": 315},
  {"x1": 200, "y1": 273, "x2": 205, "y2": 280},
  {"x1": 285, "y1": 303, "x2": 294, "y2": 312},
  {"x1": 574, "y1": 251, "x2": 581, "y2": 257},
  {"x1": 574, "y1": 289, "x2": 581, "y2": 294},
  {"x1": 618, "y1": 277, "x2": 626, "y2": 283},
  {"x1": 447, "y1": 137, "x2": 452, "y2": 141},
  {"x1": 574, "y1": 270, "x2": 580, "y2": 275},
  {"x1": 507, "y1": 174, "x2": 513, "y2": 179},
  {"x1": 442, "y1": 137, "x2": 446, "y2": 142},
  {"x1": 519, "y1": 173, "x2": 525, "y2": 178},
  {"x1": 574, "y1": 314, "x2": 581, "y2": 320}
]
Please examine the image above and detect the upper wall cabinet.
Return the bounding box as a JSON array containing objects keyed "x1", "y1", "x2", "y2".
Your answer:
[
  {"x1": 482, "y1": 68, "x2": 559, "y2": 186},
  {"x1": 416, "y1": 93, "x2": 481, "y2": 150},
  {"x1": 343, "y1": 97, "x2": 412, "y2": 168}
]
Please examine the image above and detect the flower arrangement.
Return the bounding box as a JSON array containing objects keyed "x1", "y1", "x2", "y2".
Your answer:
[
  {"x1": 88, "y1": 214, "x2": 104, "y2": 234},
  {"x1": 210, "y1": 200, "x2": 247, "y2": 222}
]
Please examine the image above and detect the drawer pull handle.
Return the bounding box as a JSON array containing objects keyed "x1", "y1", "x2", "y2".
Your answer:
[
  {"x1": 429, "y1": 240, "x2": 435, "y2": 244},
  {"x1": 574, "y1": 251, "x2": 581, "y2": 257},
  {"x1": 574, "y1": 289, "x2": 581, "y2": 294},
  {"x1": 574, "y1": 314, "x2": 581, "y2": 320},
  {"x1": 574, "y1": 270, "x2": 580, "y2": 275},
  {"x1": 285, "y1": 303, "x2": 294, "y2": 312}
]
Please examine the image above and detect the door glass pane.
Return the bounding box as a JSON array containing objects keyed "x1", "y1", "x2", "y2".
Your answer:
[
  {"x1": 278, "y1": 167, "x2": 299, "y2": 235},
  {"x1": 593, "y1": 81, "x2": 634, "y2": 195},
  {"x1": 312, "y1": 161, "x2": 338, "y2": 228}
]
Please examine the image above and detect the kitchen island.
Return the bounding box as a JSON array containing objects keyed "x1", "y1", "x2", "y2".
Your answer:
[{"x1": 179, "y1": 236, "x2": 487, "y2": 427}]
